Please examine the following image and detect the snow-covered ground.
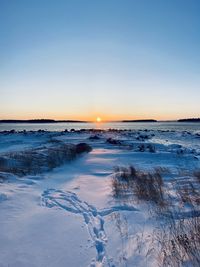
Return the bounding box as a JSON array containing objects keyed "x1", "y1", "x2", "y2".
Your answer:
[{"x1": 0, "y1": 129, "x2": 200, "y2": 267}]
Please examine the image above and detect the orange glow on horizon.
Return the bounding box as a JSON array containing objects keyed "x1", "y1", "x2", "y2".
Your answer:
[
  {"x1": 0, "y1": 111, "x2": 197, "y2": 122},
  {"x1": 96, "y1": 117, "x2": 102, "y2": 122}
]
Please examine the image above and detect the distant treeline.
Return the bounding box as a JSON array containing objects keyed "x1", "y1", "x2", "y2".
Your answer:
[
  {"x1": 178, "y1": 118, "x2": 200, "y2": 122},
  {"x1": 1, "y1": 118, "x2": 199, "y2": 124},
  {"x1": 121, "y1": 119, "x2": 157, "y2": 123},
  {"x1": 0, "y1": 119, "x2": 87, "y2": 123}
]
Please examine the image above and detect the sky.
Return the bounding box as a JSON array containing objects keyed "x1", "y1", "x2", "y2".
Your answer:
[{"x1": 0, "y1": 0, "x2": 200, "y2": 121}]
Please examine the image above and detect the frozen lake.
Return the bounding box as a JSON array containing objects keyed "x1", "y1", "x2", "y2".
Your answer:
[{"x1": 0, "y1": 121, "x2": 200, "y2": 133}]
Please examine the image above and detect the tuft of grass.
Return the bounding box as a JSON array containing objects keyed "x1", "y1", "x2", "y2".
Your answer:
[
  {"x1": 158, "y1": 212, "x2": 200, "y2": 267},
  {"x1": 0, "y1": 143, "x2": 92, "y2": 176},
  {"x1": 157, "y1": 171, "x2": 200, "y2": 267},
  {"x1": 112, "y1": 166, "x2": 200, "y2": 266},
  {"x1": 177, "y1": 182, "x2": 200, "y2": 206},
  {"x1": 112, "y1": 166, "x2": 165, "y2": 207},
  {"x1": 194, "y1": 170, "x2": 200, "y2": 183}
]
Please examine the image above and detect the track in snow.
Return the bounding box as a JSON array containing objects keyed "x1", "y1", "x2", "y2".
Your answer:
[{"x1": 41, "y1": 189, "x2": 139, "y2": 267}]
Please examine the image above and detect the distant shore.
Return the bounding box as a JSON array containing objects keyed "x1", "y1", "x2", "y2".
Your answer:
[
  {"x1": 178, "y1": 118, "x2": 200, "y2": 122},
  {"x1": 121, "y1": 119, "x2": 157, "y2": 123},
  {"x1": 0, "y1": 119, "x2": 88, "y2": 124},
  {"x1": 0, "y1": 118, "x2": 199, "y2": 124},
  {"x1": 0, "y1": 119, "x2": 158, "y2": 124}
]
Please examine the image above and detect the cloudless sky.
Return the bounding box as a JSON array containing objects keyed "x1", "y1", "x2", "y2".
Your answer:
[{"x1": 0, "y1": 0, "x2": 200, "y2": 120}]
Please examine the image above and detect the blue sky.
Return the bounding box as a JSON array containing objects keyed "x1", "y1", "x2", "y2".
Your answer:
[{"x1": 0, "y1": 0, "x2": 200, "y2": 120}]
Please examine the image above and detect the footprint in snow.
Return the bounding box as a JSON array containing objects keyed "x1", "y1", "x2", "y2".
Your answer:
[{"x1": 41, "y1": 188, "x2": 139, "y2": 267}]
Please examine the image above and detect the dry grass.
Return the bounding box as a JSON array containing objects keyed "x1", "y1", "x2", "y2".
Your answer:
[
  {"x1": 194, "y1": 170, "x2": 200, "y2": 183},
  {"x1": 112, "y1": 166, "x2": 165, "y2": 207},
  {"x1": 112, "y1": 166, "x2": 200, "y2": 266},
  {"x1": 157, "y1": 172, "x2": 200, "y2": 267},
  {"x1": 177, "y1": 182, "x2": 200, "y2": 206},
  {"x1": 158, "y1": 212, "x2": 200, "y2": 267},
  {"x1": 0, "y1": 143, "x2": 92, "y2": 176}
]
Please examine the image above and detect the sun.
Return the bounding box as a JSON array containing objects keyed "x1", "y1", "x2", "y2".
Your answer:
[{"x1": 96, "y1": 117, "x2": 102, "y2": 123}]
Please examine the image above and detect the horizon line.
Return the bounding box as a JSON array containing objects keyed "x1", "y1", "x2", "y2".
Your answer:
[{"x1": 0, "y1": 118, "x2": 199, "y2": 123}]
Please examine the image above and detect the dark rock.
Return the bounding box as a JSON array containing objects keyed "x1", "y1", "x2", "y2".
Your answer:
[
  {"x1": 138, "y1": 144, "x2": 145, "y2": 152},
  {"x1": 106, "y1": 138, "x2": 122, "y2": 145},
  {"x1": 89, "y1": 135, "x2": 100, "y2": 140},
  {"x1": 147, "y1": 144, "x2": 156, "y2": 153},
  {"x1": 76, "y1": 143, "x2": 92, "y2": 154}
]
